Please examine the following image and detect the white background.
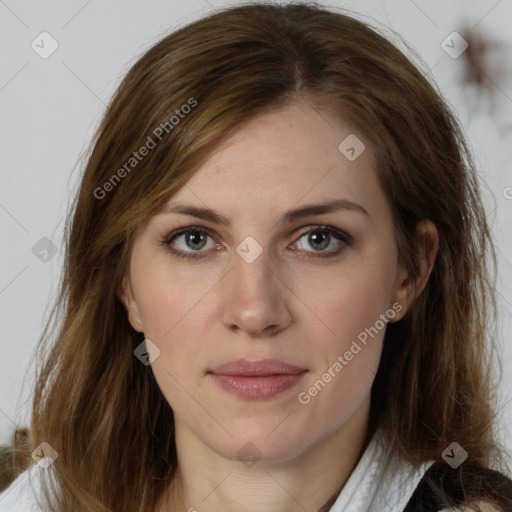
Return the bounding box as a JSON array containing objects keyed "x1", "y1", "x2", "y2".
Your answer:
[{"x1": 1, "y1": 0, "x2": 511, "y2": 466}]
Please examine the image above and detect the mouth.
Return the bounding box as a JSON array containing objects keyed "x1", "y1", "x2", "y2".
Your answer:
[{"x1": 207, "y1": 358, "x2": 309, "y2": 400}]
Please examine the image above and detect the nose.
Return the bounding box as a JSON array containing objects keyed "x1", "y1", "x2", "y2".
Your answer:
[{"x1": 221, "y1": 248, "x2": 292, "y2": 337}]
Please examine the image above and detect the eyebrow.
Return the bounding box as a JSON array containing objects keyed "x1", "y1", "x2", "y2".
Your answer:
[{"x1": 158, "y1": 199, "x2": 369, "y2": 227}]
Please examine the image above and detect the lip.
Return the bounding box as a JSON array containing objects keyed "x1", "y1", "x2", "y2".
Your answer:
[{"x1": 208, "y1": 359, "x2": 308, "y2": 399}]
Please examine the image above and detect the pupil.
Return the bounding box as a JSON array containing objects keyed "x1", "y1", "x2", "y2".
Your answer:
[
  {"x1": 187, "y1": 232, "x2": 206, "y2": 250},
  {"x1": 310, "y1": 231, "x2": 329, "y2": 250}
]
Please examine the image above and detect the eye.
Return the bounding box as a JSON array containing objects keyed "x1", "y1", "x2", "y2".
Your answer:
[
  {"x1": 293, "y1": 226, "x2": 351, "y2": 257},
  {"x1": 161, "y1": 227, "x2": 218, "y2": 259},
  {"x1": 160, "y1": 225, "x2": 351, "y2": 260}
]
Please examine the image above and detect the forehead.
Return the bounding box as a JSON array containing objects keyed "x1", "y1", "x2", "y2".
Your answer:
[{"x1": 161, "y1": 101, "x2": 389, "y2": 224}]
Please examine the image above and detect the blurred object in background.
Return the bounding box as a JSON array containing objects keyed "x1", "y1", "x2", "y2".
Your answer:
[{"x1": 459, "y1": 26, "x2": 505, "y2": 116}]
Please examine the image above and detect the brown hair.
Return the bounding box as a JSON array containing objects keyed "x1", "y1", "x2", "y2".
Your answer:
[{"x1": 1, "y1": 2, "x2": 510, "y2": 510}]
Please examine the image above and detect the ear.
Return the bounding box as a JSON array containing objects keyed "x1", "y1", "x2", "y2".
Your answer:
[
  {"x1": 117, "y1": 275, "x2": 144, "y2": 332},
  {"x1": 389, "y1": 220, "x2": 439, "y2": 322}
]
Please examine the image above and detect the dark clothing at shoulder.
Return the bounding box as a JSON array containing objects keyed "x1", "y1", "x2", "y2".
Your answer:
[{"x1": 403, "y1": 461, "x2": 512, "y2": 511}]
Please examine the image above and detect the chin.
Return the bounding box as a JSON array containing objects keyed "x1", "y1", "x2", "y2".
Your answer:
[{"x1": 205, "y1": 420, "x2": 315, "y2": 464}]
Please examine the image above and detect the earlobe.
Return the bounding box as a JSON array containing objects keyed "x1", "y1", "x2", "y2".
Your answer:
[
  {"x1": 117, "y1": 276, "x2": 144, "y2": 333},
  {"x1": 389, "y1": 220, "x2": 439, "y2": 322}
]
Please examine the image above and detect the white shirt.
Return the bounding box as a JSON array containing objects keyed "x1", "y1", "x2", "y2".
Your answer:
[
  {"x1": 327, "y1": 428, "x2": 438, "y2": 511},
  {"x1": 0, "y1": 430, "x2": 450, "y2": 511},
  {"x1": 0, "y1": 459, "x2": 48, "y2": 512}
]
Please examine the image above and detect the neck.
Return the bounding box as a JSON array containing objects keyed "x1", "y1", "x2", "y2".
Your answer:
[{"x1": 156, "y1": 398, "x2": 373, "y2": 512}]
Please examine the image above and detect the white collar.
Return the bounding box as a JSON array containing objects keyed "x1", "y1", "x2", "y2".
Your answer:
[{"x1": 328, "y1": 428, "x2": 435, "y2": 512}]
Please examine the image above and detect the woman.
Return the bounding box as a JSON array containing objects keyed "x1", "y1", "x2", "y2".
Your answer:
[{"x1": 1, "y1": 2, "x2": 511, "y2": 511}]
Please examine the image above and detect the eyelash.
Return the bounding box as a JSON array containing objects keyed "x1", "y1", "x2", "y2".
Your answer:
[{"x1": 160, "y1": 225, "x2": 352, "y2": 260}]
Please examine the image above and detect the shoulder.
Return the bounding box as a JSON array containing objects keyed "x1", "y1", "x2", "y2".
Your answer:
[
  {"x1": 405, "y1": 461, "x2": 512, "y2": 512},
  {"x1": 0, "y1": 464, "x2": 45, "y2": 512}
]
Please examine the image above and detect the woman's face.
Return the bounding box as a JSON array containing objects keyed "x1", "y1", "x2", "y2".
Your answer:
[{"x1": 120, "y1": 99, "x2": 414, "y2": 463}]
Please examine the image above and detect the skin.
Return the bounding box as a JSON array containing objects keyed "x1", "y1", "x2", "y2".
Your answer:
[{"x1": 119, "y1": 99, "x2": 438, "y2": 512}]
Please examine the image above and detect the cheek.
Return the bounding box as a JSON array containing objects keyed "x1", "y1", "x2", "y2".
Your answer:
[
  {"x1": 129, "y1": 260, "x2": 222, "y2": 397},
  {"x1": 129, "y1": 247, "x2": 219, "y2": 340},
  {"x1": 297, "y1": 251, "x2": 397, "y2": 350},
  {"x1": 295, "y1": 267, "x2": 392, "y2": 419}
]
